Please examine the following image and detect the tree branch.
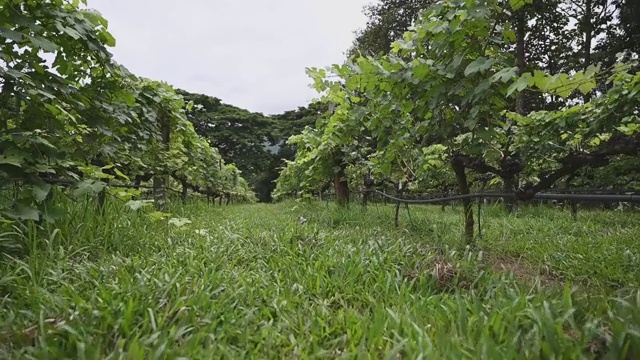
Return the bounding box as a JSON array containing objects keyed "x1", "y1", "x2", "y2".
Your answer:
[{"x1": 517, "y1": 133, "x2": 640, "y2": 199}]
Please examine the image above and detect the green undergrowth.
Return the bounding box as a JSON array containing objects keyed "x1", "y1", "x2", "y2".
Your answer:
[{"x1": 1, "y1": 198, "x2": 639, "y2": 358}]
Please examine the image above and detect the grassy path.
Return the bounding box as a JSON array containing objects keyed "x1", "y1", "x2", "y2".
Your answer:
[{"x1": 1, "y1": 200, "x2": 639, "y2": 358}]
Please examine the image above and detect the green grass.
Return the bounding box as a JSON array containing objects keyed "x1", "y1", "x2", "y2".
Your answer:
[{"x1": 1, "y1": 198, "x2": 640, "y2": 359}]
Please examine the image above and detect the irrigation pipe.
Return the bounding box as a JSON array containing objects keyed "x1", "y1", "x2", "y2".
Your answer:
[{"x1": 364, "y1": 189, "x2": 640, "y2": 204}]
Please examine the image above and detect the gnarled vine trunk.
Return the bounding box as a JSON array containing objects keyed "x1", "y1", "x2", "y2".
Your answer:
[
  {"x1": 334, "y1": 157, "x2": 349, "y2": 206},
  {"x1": 504, "y1": 5, "x2": 528, "y2": 213},
  {"x1": 503, "y1": 174, "x2": 518, "y2": 213},
  {"x1": 181, "y1": 179, "x2": 188, "y2": 203},
  {"x1": 153, "y1": 112, "x2": 170, "y2": 212},
  {"x1": 452, "y1": 160, "x2": 474, "y2": 245}
]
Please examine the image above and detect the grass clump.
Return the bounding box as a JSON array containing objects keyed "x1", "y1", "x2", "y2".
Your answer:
[{"x1": 1, "y1": 198, "x2": 639, "y2": 358}]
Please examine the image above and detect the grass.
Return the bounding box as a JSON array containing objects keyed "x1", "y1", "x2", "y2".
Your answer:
[{"x1": 1, "y1": 197, "x2": 640, "y2": 358}]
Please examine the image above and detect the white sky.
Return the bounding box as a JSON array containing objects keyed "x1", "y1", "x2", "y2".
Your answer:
[{"x1": 88, "y1": 0, "x2": 373, "y2": 115}]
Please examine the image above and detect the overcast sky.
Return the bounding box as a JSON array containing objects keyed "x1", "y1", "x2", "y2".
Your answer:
[{"x1": 88, "y1": 0, "x2": 373, "y2": 115}]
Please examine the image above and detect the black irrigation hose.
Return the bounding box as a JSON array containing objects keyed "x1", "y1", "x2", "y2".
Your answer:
[{"x1": 364, "y1": 189, "x2": 640, "y2": 204}]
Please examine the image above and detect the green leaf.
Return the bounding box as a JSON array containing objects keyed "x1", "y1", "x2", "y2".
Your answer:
[
  {"x1": 113, "y1": 168, "x2": 130, "y2": 181},
  {"x1": 464, "y1": 57, "x2": 494, "y2": 76},
  {"x1": 55, "y1": 22, "x2": 81, "y2": 39},
  {"x1": 403, "y1": 101, "x2": 415, "y2": 113},
  {"x1": 532, "y1": 70, "x2": 552, "y2": 91},
  {"x1": 72, "y1": 180, "x2": 107, "y2": 198},
  {"x1": 148, "y1": 211, "x2": 170, "y2": 221},
  {"x1": 125, "y1": 200, "x2": 152, "y2": 211},
  {"x1": 3, "y1": 204, "x2": 40, "y2": 221},
  {"x1": 502, "y1": 28, "x2": 516, "y2": 42},
  {"x1": 446, "y1": 54, "x2": 464, "y2": 73},
  {"x1": 3, "y1": 68, "x2": 27, "y2": 79},
  {"x1": 548, "y1": 73, "x2": 576, "y2": 98},
  {"x1": 509, "y1": 0, "x2": 532, "y2": 10},
  {"x1": 477, "y1": 127, "x2": 497, "y2": 141},
  {"x1": 168, "y1": 217, "x2": 192, "y2": 228},
  {"x1": 0, "y1": 155, "x2": 23, "y2": 167},
  {"x1": 575, "y1": 72, "x2": 596, "y2": 95},
  {"x1": 485, "y1": 148, "x2": 502, "y2": 162},
  {"x1": 42, "y1": 206, "x2": 65, "y2": 223},
  {"x1": 101, "y1": 31, "x2": 116, "y2": 47},
  {"x1": 584, "y1": 64, "x2": 600, "y2": 77},
  {"x1": 32, "y1": 183, "x2": 52, "y2": 202},
  {"x1": 506, "y1": 74, "x2": 530, "y2": 97},
  {"x1": 0, "y1": 28, "x2": 24, "y2": 42},
  {"x1": 492, "y1": 67, "x2": 518, "y2": 83},
  {"x1": 26, "y1": 35, "x2": 59, "y2": 52}
]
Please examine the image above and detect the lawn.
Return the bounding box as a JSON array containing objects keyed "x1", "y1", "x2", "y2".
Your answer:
[{"x1": 1, "y1": 199, "x2": 639, "y2": 358}]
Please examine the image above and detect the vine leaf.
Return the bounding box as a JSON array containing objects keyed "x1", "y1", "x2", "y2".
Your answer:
[
  {"x1": 26, "y1": 35, "x2": 59, "y2": 52},
  {"x1": 32, "y1": 183, "x2": 52, "y2": 202},
  {"x1": 464, "y1": 57, "x2": 494, "y2": 76},
  {"x1": 506, "y1": 73, "x2": 532, "y2": 97},
  {"x1": 0, "y1": 155, "x2": 23, "y2": 167},
  {"x1": 492, "y1": 67, "x2": 518, "y2": 83},
  {"x1": 168, "y1": 217, "x2": 192, "y2": 228},
  {"x1": 72, "y1": 180, "x2": 107, "y2": 198},
  {"x1": 532, "y1": 70, "x2": 552, "y2": 91},
  {"x1": 125, "y1": 200, "x2": 153, "y2": 211},
  {"x1": 509, "y1": 0, "x2": 533, "y2": 10},
  {"x1": 3, "y1": 204, "x2": 40, "y2": 221}
]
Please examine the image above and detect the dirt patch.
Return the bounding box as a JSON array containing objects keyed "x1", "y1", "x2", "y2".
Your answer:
[
  {"x1": 402, "y1": 253, "x2": 569, "y2": 292},
  {"x1": 431, "y1": 260, "x2": 457, "y2": 287},
  {"x1": 489, "y1": 255, "x2": 564, "y2": 286},
  {"x1": 402, "y1": 257, "x2": 461, "y2": 290}
]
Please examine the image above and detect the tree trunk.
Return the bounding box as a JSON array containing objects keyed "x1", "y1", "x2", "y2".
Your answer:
[
  {"x1": 503, "y1": 175, "x2": 518, "y2": 213},
  {"x1": 394, "y1": 201, "x2": 401, "y2": 227},
  {"x1": 334, "y1": 157, "x2": 349, "y2": 206},
  {"x1": 181, "y1": 180, "x2": 188, "y2": 203},
  {"x1": 362, "y1": 172, "x2": 373, "y2": 207},
  {"x1": 132, "y1": 177, "x2": 142, "y2": 200},
  {"x1": 452, "y1": 161, "x2": 474, "y2": 245},
  {"x1": 153, "y1": 112, "x2": 170, "y2": 212},
  {"x1": 565, "y1": 175, "x2": 578, "y2": 220},
  {"x1": 153, "y1": 176, "x2": 168, "y2": 211},
  {"x1": 97, "y1": 183, "x2": 107, "y2": 215},
  {"x1": 583, "y1": 0, "x2": 593, "y2": 102},
  {"x1": 503, "y1": 8, "x2": 528, "y2": 213},
  {"x1": 515, "y1": 9, "x2": 527, "y2": 115}
]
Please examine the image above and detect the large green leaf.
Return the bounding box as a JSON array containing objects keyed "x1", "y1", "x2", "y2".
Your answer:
[
  {"x1": 26, "y1": 35, "x2": 59, "y2": 52},
  {"x1": 464, "y1": 57, "x2": 494, "y2": 76},
  {"x1": 32, "y1": 183, "x2": 52, "y2": 202},
  {"x1": 0, "y1": 28, "x2": 24, "y2": 42},
  {"x1": 72, "y1": 180, "x2": 107, "y2": 198},
  {"x1": 3, "y1": 204, "x2": 40, "y2": 221},
  {"x1": 0, "y1": 155, "x2": 24, "y2": 168}
]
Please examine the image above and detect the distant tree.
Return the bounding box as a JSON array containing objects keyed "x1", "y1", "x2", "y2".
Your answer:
[
  {"x1": 594, "y1": 0, "x2": 640, "y2": 68},
  {"x1": 177, "y1": 88, "x2": 329, "y2": 202},
  {"x1": 253, "y1": 102, "x2": 327, "y2": 202},
  {"x1": 178, "y1": 89, "x2": 274, "y2": 186},
  {"x1": 347, "y1": 0, "x2": 435, "y2": 58}
]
